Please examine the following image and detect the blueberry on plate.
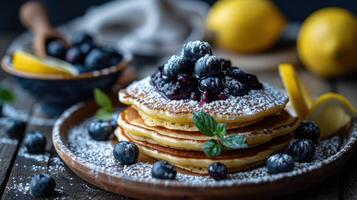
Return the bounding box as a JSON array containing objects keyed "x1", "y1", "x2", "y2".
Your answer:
[
  {"x1": 266, "y1": 153, "x2": 295, "y2": 174},
  {"x1": 294, "y1": 120, "x2": 320, "y2": 143},
  {"x1": 246, "y1": 73, "x2": 263, "y2": 90},
  {"x1": 177, "y1": 74, "x2": 192, "y2": 86},
  {"x1": 225, "y1": 67, "x2": 246, "y2": 81},
  {"x1": 101, "y1": 47, "x2": 123, "y2": 66},
  {"x1": 30, "y1": 174, "x2": 56, "y2": 197},
  {"x1": 219, "y1": 58, "x2": 231, "y2": 68},
  {"x1": 65, "y1": 46, "x2": 85, "y2": 64},
  {"x1": 194, "y1": 55, "x2": 222, "y2": 78},
  {"x1": 46, "y1": 39, "x2": 67, "y2": 59},
  {"x1": 88, "y1": 120, "x2": 114, "y2": 141},
  {"x1": 72, "y1": 32, "x2": 93, "y2": 46},
  {"x1": 80, "y1": 42, "x2": 95, "y2": 55},
  {"x1": 208, "y1": 162, "x2": 228, "y2": 181},
  {"x1": 151, "y1": 160, "x2": 177, "y2": 180},
  {"x1": 199, "y1": 77, "x2": 223, "y2": 94},
  {"x1": 84, "y1": 48, "x2": 110, "y2": 70},
  {"x1": 24, "y1": 131, "x2": 47, "y2": 154},
  {"x1": 163, "y1": 55, "x2": 192, "y2": 80},
  {"x1": 288, "y1": 139, "x2": 315, "y2": 162},
  {"x1": 113, "y1": 141, "x2": 139, "y2": 165},
  {"x1": 0, "y1": 118, "x2": 26, "y2": 139},
  {"x1": 182, "y1": 40, "x2": 212, "y2": 62}
]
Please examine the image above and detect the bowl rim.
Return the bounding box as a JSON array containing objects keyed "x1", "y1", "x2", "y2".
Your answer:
[{"x1": 1, "y1": 49, "x2": 132, "y2": 81}]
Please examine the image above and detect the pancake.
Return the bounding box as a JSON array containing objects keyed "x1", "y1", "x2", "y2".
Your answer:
[
  {"x1": 118, "y1": 107, "x2": 299, "y2": 151},
  {"x1": 119, "y1": 77, "x2": 288, "y2": 124},
  {"x1": 137, "y1": 108, "x2": 260, "y2": 132},
  {"x1": 115, "y1": 127, "x2": 292, "y2": 174}
]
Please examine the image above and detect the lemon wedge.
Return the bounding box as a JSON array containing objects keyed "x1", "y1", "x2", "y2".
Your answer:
[
  {"x1": 12, "y1": 50, "x2": 79, "y2": 76},
  {"x1": 279, "y1": 63, "x2": 312, "y2": 118},
  {"x1": 306, "y1": 93, "x2": 356, "y2": 138}
]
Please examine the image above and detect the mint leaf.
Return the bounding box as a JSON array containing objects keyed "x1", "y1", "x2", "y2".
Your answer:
[
  {"x1": 95, "y1": 108, "x2": 114, "y2": 120},
  {"x1": 192, "y1": 112, "x2": 217, "y2": 136},
  {"x1": 221, "y1": 134, "x2": 247, "y2": 149},
  {"x1": 94, "y1": 88, "x2": 113, "y2": 112},
  {"x1": 215, "y1": 123, "x2": 227, "y2": 138},
  {"x1": 203, "y1": 140, "x2": 222, "y2": 157},
  {"x1": 0, "y1": 87, "x2": 15, "y2": 103}
]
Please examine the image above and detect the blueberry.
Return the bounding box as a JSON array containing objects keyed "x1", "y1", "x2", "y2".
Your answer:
[
  {"x1": 225, "y1": 67, "x2": 246, "y2": 81},
  {"x1": 72, "y1": 32, "x2": 93, "y2": 46},
  {"x1": 80, "y1": 42, "x2": 95, "y2": 55},
  {"x1": 246, "y1": 73, "x2": 262, "y2": 90},
  {"x1": 65, "y1": 47, "x2": 85, "y2": 64},
  {"x1": 88, "y1": 120, "x2": 114, "y2": 141},
  {"x1": 220, "y1": 58, "x2": 231, "y2": 68},
  {"x1": 46, "y1": 40, "x2": 67, "y2": 59},
  {"x1": 288, "y1": 139, "x2": 315, "y2": 162},
  {"x1": 208, "y1": 162, "x2": 228, "y2": 180},
  {"x1": 24, "y1": 131, "x2": 46, "y2": 154},
  {"x1": 182, "y1": 40, "x2": 212, "y2": 62},
  {"x1": 163, "y1": 55, "x2": 192, "y2": 80},
  {"x1": 194, "y1": 55, "x2": 222, "y2": 78},
  {"x1": 294, "y1": 121, "x2": 320, "y2": 143},
  {"x1": 0, "y1": 118, "x2": 26, "y2": 139},
  {"x1": 74, "y1": 65, "x2": 90, "y2": 73},
  {"x1": 151, "y1": 160, "x2": 176, "y2": 180},
  {"x1": 84, "y1": 48, "x2": 110, "y2": 70},
  {"x1": 177, "y1": 74, "x2": 191, "y2": 86},
  {"x1": 266, "y1": 153, "x2": 295, "y2": 174},
  {"x1": 30, "y1": 174, "x2": 56, "y2": 197},
  {"x1": 199, "y1": 77, "x2": 223, "y2": 94},
  {"x1": 225, "y1": 76, "x2": 248, "y2": 96},
  {"x1": 101, "y1": 47, "x2": 123, "y2": 66},
  {"x1": 113, "y1": 141, "x2": 139, "y2": 165}
]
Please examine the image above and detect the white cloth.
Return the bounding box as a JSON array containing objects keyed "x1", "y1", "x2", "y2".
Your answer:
[{"x1": 75, "y1": 0, "x2": 209, "y2": 56}]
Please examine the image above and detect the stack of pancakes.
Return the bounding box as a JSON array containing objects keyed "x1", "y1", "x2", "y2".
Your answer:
[{"x1": 116, "y1": 77, "x2": 300, "y2": 174}]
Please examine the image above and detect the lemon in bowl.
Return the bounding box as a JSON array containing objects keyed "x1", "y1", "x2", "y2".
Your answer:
[{"x1": 206, "y1": 0, "x2": 287, "y2": 53}]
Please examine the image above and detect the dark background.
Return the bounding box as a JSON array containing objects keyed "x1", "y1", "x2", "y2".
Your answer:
[{"x1": 0, "y1": 0, "x2": 356, "y2": 34}]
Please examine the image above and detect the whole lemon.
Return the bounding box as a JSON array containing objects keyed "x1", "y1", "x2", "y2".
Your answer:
[
  {"x1": 206, "y1": 0, "x2": 286, "y2": 53},
  {"x1": 298, "y1": 8, "x2": 357, "y2": 77}
]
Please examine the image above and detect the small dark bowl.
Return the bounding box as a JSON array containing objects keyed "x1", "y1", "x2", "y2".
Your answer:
[{"x1": 1, "y1": 51, "x2": 132, "y2": 116}]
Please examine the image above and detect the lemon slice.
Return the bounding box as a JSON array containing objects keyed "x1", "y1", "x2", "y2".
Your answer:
[
  {"x1": 12, "y1": 50, "x2": 79, "y2": 76},
  {"x1": 306, "y1": 93, "x2": 356, "y2": 138},
  {"x1": 279, "y1": 63, "x2": 312, "y2": 118}
]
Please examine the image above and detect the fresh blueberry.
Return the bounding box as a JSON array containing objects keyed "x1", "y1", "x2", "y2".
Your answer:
[
  {"x1": 288, "y1": 139, "x2": 315, "y2": 162},
  {"x1": 208, "y1": 162, "x2": 228, "y2": 181},
  {"x1": 30, "y1": 174, "x2": 56, "y2": 197},
  {"x1": 46, "y1": 39, "x2": 67, "y2": 59},
  {"x1": 163, "y1": 55, "x2": 192, "y2": 80},
  {"x1": 246, "y1": 73, "x2": 263, "y2": 90},
  {"x1": 220, "y1": 58, "x2": 231, "y2": 68},
  {"x1": 24, "y1": 131, "x2": 47, "y2": 154},
  {"x1": 84, "y1": 48, "x2": 110, "y2": 70},
  {"x1": 72, "y1": 32, "x2": 93, "y2": 46},
  {"x1": 182, "y1": 40, "x2": 212, "y2": 62},
  {"x1": 111, "y1": 113, "x2": 119, "y2": 129},
  {"x1": 199, "y1": 77, "x2": 223, "y2": 94},
  {"x1": 0, "y1": 118, "x2": 26, "y2": 139},
  {"x1": 266, "y1": 153, "x2": 295, "y2": 174},
  {"x1": 225, "y1": 76, "x2": 248, "y2": 96},
  {"x1": 177, "y1": 74, "x2": 192, "y2": 86},
  {"x1": 88, "y1": 120, "x2": 114, "y2": 141},
  {"x1": 101, "y1": 47, "x2": 123, "y2": 66},
  {"x1": 194, "y1": 55, "x2": 222, "y2": 78},
  {"x1": 65, "y1": 46, "x2": 85, "y2": 64},
  {"x1": 294, "y1": 121, "x2": 320, "y2": 143},
  {"x1": 80, "y1": 42, "x2": 95, "y2": 55},
  {"x1": 113, "y1": 141, "x2": 139, "y2": 165},
  {"x1": 151, "y1": 160, "x2": 177, "y2": 180},
  {"x1": 225, "y1": 67, "x2": 246, "y2": 81}
]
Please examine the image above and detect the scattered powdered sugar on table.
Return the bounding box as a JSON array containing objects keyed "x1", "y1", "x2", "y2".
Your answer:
[{"x1": 60, "y1": 117, "x2": 357, "y2": 187}]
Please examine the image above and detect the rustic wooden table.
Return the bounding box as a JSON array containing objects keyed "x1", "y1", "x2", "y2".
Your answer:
[{"x1": 0, "y1": 34, "x2": 356, "y2": 200}]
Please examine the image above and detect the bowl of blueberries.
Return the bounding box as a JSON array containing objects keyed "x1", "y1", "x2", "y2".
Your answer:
[{"x1": 1, "y1": 32, "x2": 132, "y2": 115}]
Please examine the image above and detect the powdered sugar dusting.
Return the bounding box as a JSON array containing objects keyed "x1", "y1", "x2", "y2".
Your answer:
[
  {"x1": 53, "y1": 115, "x2": 357, "y2": 187},
  {"x1": 122, "y1": 77, "x2": 288, "y2": 119}
]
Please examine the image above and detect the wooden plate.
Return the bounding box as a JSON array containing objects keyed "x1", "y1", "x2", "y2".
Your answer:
[{"x1": 53, "y1": 101, "x2": 357, "y2": 200}]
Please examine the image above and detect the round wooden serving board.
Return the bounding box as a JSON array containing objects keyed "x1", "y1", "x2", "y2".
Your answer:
[{"x1": 53, "y1": 101, "x2": 357, "y2": 200}]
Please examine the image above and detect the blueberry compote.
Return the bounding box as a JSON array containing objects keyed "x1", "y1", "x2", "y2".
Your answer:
[{"x1": 150, "y1": 41, "x2": 263, "y2": 105}]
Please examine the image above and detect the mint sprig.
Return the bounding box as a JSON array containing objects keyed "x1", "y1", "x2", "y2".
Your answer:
[
  {"x1": 192, "y1": 111, "x2": 247, "y2": 157},
  {"x1": 0, "y1": 86, "x2": 15, "y2": 104},
  {"x1": 94, "y1": 88, "x2": 114, "y2": 120}
]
